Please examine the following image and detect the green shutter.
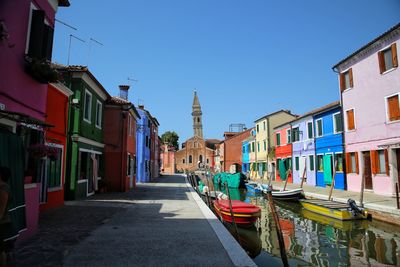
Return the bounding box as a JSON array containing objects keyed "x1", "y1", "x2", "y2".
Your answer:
[
  {"x1": 308, "y1": 122, "x2": 313, "y2": 139},
  {"x1": 309, "y1": 155, "x2": 314, "y2": 171},
  {"x1": 276, "y1": 133, "x2": 280, "y2": 146},
  {"x1": 295, "y1": 157, "x2": 299, "y2": 171}
]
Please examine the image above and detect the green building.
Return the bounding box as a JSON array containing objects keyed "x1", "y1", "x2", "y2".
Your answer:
[{"x1": 56, "y1": 65, "x2": 110, "y2": 200}]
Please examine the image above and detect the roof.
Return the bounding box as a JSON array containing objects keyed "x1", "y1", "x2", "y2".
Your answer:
[
  {"x1": 273, "y1": 101, "x2": 340, "y2": 130},
  {"x1": 333, "y1": 23, "x2": 400, "y2": 70},
  {"x1": 192, "y1": 90, "x2": 200, "y2": 107},
  {"x1": 52, "y1": 64, "x2": 111, "y2": 99},
  {"x1": 107, "y1": 97, "x2": 141, "y2": 119},
  {"x1": 254, "y1": 109, "x2": 296, "y2": 123}
]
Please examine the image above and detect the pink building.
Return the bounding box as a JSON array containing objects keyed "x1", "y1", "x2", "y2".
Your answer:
[{"x1": 333, "y1": 23, "x2": 400, "y2": 196}]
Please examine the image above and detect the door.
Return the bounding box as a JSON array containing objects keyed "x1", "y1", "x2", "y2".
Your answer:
[
  {"x1": 323, "y1": 155, "x2": 333, "y2": 185},
  {"x1": 363, "y1": 152, "x2": 373, "y2": 190}
]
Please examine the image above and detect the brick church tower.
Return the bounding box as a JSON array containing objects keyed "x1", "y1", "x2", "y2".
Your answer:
[{"x1": 192, "y1": 90, "x2": 203, "y2": 138}]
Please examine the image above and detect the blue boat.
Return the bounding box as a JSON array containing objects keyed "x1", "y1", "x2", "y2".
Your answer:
[{"x1": 245, "y1": 182, "x2": 262, "y2": 194}]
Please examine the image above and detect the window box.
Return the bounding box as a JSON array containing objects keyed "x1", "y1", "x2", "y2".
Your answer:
[{"x1": 25, "y1": 56, "x2": 59, "y2": 83}]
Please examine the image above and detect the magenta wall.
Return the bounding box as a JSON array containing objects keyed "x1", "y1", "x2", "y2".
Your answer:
[
  {"x1": 17, "y1": 184, "x2": 40, "y2": 243},
  {"x1": 0, "y1": 0, "x2": 55, "y2": 121}
]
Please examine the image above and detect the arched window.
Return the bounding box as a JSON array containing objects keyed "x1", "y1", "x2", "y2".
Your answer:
[
  {"x1": 206, "y1": 158, "x2": 209, "y2": 164},
  {"x1": 199, "y1": 155, "x2": 203, "y2": 163},
  {"x1": 183, "y1": 159, "x2": 185, "y2": 164},
  {"x1": 197, "y1": 117, "x2": 200, "y2": 123},
  {"x1": 189, "y1": 155, "x2": 192, "y2": 164}
]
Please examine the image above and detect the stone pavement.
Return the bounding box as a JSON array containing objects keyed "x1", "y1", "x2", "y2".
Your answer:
[
  {"x1": 13, "y1": 175, "x2": 255, "y2": 267},
  {"x1": 258, "y1": 179, "x2": 400, "y2": 221}
]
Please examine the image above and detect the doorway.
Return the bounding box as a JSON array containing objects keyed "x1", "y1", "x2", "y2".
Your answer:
[{"x1": 363, "y1": 152, "x2": 373, "y2": 190}]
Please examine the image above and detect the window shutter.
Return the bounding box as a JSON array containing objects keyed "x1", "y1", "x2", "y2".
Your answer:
[
  {"x1": 347, "y1": 110, "x2": 355, "y2": 130},
  {"x1": 339, "y1": 73, "x2": 345, "y2": 92},
  {"x1": 392, "y1": 43, "x2": 398, "y2": 68},
  {"x1": 345, "y1": 153, "x2": 350, "y2": 173},
  {"x1": 378, "y1": 51, "x2": 385, "y2": 74},
  {"x1": 42, "y1": 25, "x2": 54, "y2": 61},
  {"x1": 349, "y1": 68, "x2": 353, "y2": 88},
  {"x1": 384, "y1": 149, "x2": 389, "y2": 176},
  {"x1": 388, "y1": 95, "x2": 400, "y2": 121},
  {"x1": 28, "y1": 10, "x2": 45, "y2": 59},
  {"x1": 355, "y1": 152, "x2": 359, "y2": 174},
  {"x1": 370, "y1": 150, "x2": 377, "y2": 174}
]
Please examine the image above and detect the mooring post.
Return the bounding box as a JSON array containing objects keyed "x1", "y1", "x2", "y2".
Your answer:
[
  {"x1": 328, "y1": 160, "x2": 337, "y2": 201},
  {"x1": 283, "y1": 170, "x2": 290, "y2": 191},
  {"x1": 224, "y1": 182, "x2": 240, "y2": 242},
  {"x1": 300, "y1": 161, "x2": 307, "y2": 188},
  {"x1": 266, "y1": 190, "x2": 289, "y2": 267}
]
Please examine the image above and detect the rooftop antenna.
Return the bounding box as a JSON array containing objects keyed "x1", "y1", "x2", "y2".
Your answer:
[
  {"x1": 88, "y1": 37, "x2": 103, "y2": 67},
  {"x1": 127, "y1": 77, "x2": 138, "y2": 84},
  {"x1": 68, "y1": 34, "x2": 85, "y2": 65},
  {"x1": 55, "y1": 18, "x2": 77, "y2": 30},
  {"x1": 138, "y1": 98, "x2": 144, "y2": 106}
]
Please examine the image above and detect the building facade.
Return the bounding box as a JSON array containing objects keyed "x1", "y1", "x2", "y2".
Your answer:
[
  {"x1": 223, "y1": 129, "x2": 251, "y2": 173},
  {"x1": 274, "y1": 124, "x2": 293, "y2": 183},
  {"x1": 333, "y1": 23, "x2": 400, "y2": 196},
  {"x1": 136, "y1": 106, "x2": 151, "y2": 183},
  {"x1": 242, "y1": 137, "x2": 251, "y2": 174},
  {"x1": 160, "y1": 144, "x2": 176, "y2": 174}
]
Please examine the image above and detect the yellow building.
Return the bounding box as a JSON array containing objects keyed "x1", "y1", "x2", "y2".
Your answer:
[{"x1": 252, "y1": 110, "x2": 298, "y2": 180}]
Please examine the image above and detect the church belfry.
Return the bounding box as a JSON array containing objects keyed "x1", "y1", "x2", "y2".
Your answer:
[{"x1": 192, "y1": 90, "x2": 203, "y2": 138}]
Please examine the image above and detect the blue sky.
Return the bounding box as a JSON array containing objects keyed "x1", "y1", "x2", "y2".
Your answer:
[{"x1": 53, "y1": 0, "x2": 400, "y2": 143}]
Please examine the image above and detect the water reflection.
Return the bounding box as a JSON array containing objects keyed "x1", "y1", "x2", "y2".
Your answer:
[{"x1": 218, "y1": 186, "x2": 400, "y2": 266}]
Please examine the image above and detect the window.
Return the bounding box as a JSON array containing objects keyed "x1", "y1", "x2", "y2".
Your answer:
[
  {"x1": 127, "y1": 154, "x2": 132, "y2": 175},
  {"x1": 346, "y1": 109, "x2": 355, "y2": 131},
  {"x1": 242, "y1": 146, "x2": 245, "y2": 153},
  {"x1": 333, "y1": 112, "x2": 343, "y2": 133},
  {"x1": 315, "y1": 119, "x2": 323, "y2": 137},
  {"x1": 27, "y1": 9, "x2": 54, "y2": 61},
  {"x1": 199, "y1": 155, "x2": 203, "y2": 163},
  {"x1": 206, "y1": 158, "x2": 209, "y2": 164},
  {"x1": 346, "y1": 152, "x2": 359, "y2": 174},
  {"x1": 263, "y1": 140, "x2": 267, "y2": 151},
  {"x1": 295, "y1": 157, "x2": 299, "y2": 171},
  {"x1": 263, "y1": 121, "x2": 266, "y2": 130},
  {"x1": 95, "y1": 100, "x2": 102, "y2": 128},
  {"x1": 247, "y1": 144, "x2": 251, "y2": 152},
  {"x1": 317, "y1": 155, "x2": 324, "y2": 172},
  {"x1": 276, "y1": 133, "x2": 281, "y2": 146},
  {"x1": 386, "y1": 94, "x2": 400, "y2": 122},
  {"x1": 251, "y1": 142, "x2": 255, "y2": 152},
  {"x1": 46, "y1": 146, "x2": 62, "y2": 188},
  {"x1": 257, "y1": 142, "x2": 260, "y2": 152},
  {"x1": 256, "y1": 124, "x2": 259, "y2": 133},
  {"x1": 84, "y1": 90, "x2": 92, "y2": 122},
  {"x1": 292, "y1": 127, "x2": 300, "y2": 142},
  {"x1": 189, "y1": 155, "x2": 192, "y2": 164},
  {"x1": 371, "y1": 150, "x2": 388, "y2": 175},
  {"x1": 287, "y1": 129, "x2": 291, "y2": 143},
  {"x1": 309, "y1": 155, "x2": 314, "y2": 171},
  {"x1": 340, "y1": 68, "x2": 353, "y2": 91},
  {"x1": 183, "y1": 158, "x2": 185, "y2": 164},
  {"x1": 334, "y1": 153, "x2": 343, "y2": 172},
  {"x1": 307, "y1": 121, "x2": 313, "y2": 139},
  {"x1": 378, "y1": 43, "x2": 398, "y2": 74}
]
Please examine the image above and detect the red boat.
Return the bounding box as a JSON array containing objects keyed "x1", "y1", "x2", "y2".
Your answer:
[{"x1": 213, "y1": 200, "x2": 261, "y2": 226}]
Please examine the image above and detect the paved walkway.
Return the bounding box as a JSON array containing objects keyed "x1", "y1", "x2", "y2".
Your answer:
[
  {"x1": 13, "y1": 175, "x2": 255, "y2": 267},
  {"x1": 260, "y1": 179, "x2": 400, "y2": 220}
]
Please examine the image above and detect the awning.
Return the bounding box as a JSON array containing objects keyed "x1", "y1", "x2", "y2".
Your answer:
[
  {"x1": 0, "y1": 110, "x2": 53, "y2": 128},
  {"x1": 378, "y1": 142, "x2": 400, "y2": 149}
]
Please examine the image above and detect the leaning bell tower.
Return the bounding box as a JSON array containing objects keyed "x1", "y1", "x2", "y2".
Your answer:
[{"x1": 192, "y1": 90, "x2": 203, "y2": 138}]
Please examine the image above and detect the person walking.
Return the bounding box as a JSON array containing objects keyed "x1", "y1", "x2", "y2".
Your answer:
[{"x1": 0, "y1": 166, "x2": 12, "y2": 267}]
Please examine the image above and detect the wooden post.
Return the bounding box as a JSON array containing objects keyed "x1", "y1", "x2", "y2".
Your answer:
[
  {"x1": 328, "y1": 160, "x2": 337, "y2": 201},
  {"x1": 193, "y1": 174, "x2": 200, "y2": 194},
  {"x1": 359, "y1": 160, "x2": 365, "y2": 208},
  {"x1": 283, "y1": 170, "x2": 291, "y2": 191},
  {"x1": 396, "y1": 183, "x2": 399, "y2": 210},
  {"x1": 205, "y1": 166, "x2": 212, "y2": 207},
  {"x1": 300, "y1": 161, "x2": 307, "y2": 188},
  {"x1": 266, "y1": 190, "x2": 289, "y2": 267},
  {"x1": 224, "y1": 182, "x2": 240, "y2": 241}
]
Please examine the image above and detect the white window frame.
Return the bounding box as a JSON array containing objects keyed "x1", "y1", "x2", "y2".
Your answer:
[
  {"x1": 316, "y1": 153, "x2": 324, "y2": 172},
  {"x1": 83, "y1": 89, "x2": 92, "y2": 123},
  {"x1": 342, "y1": 69, "x2": 352, "y2": 91},
  {"x1": 384, "y1": 92, "x2": 400, "y2": 124},
  {"x1": 306, "y1": 121, "x2": 313, "y2": 140},
  {"x1": 334, "y1": 152, "x2": 344, "y2": 173},
  {"x1": 332, "y1": 112, "x2": 343, "y2": 134},
  {"x1": 315, "y1": 119, "x2": 323, "y2": 137},
  {"x1": 379, "y1": 45, "x2": 397, "y2": 75},
  {"x1": 291, "y1": 126, "x2": 300, "y2": 143},
  {"x1": 345, "y1": 108, "x2": 357, "y2": 132},
  {"x1": 286, "y1": 129, "x2": 291, "y2": 144},
  {"x1": 95, "y1": 100, "x2": 102, "y2": 129}
]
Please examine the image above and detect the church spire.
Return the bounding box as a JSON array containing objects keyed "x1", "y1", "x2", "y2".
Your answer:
[{"x1": 192, "y1": 90, "x2": 203, "y2": 138}]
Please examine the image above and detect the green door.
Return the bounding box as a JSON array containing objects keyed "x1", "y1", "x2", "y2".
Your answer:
[
  {"x1": 323, "y1": 155, "x2": 332, "y2": 185},
  {"x1": 279, "y1": 159, "x2": 286, "y2": 181}
]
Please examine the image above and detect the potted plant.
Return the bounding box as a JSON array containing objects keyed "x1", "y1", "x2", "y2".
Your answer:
[{"x1": 25, "y1": 56, "x2": 59, "y2": 83}]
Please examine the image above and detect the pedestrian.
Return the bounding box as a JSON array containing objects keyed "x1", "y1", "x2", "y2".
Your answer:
[{"x1": 0, "y1": 166, "x2": 13, "y2": 267}]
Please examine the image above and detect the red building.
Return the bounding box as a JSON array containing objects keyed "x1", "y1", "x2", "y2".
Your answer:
[
  {"x1": 40, "y1": 82, "x2": 73, "y2": 211},
  {"x1": 149, "y1": 116, "x2": 160, "y2": 180},
  {"x1": 160, "y1": 144, "x2": 176, "y2": 174},
  {"x1": 104, "y1": 86, "x2": 140, "y2": 192},
  {"x1": 275, "y1": 124, "x2": 293, "y2": 183},
  {"x1": 223, "y1": 129, "x2": 251, "y2": 173}
]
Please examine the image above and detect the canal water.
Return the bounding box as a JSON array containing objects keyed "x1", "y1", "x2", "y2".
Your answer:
[{"x1": 214, "y1": 186, "x2": 400, "y2": 267}]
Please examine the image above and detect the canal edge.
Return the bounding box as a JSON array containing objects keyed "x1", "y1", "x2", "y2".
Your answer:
[{"x1": 183, "y1": 175, "x2": 257, "y2": 267}]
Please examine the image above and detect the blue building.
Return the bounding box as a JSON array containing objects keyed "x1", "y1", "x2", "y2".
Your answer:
[
  {"x1": 242, "y1": 138, "x2": 251, "y2": 173},
  {"x1": 136, "y1": 106, "x2": 151, "y2": 183},
  {"x1": 313, "y1": 101, "x2": 346, "y2": 189}
]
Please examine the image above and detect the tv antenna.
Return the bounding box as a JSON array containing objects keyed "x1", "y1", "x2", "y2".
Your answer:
[
  {"x1": 68, "y1": 34, "x2": 85, "y2": 65},
  {"x1": 88, "y1": 37, "x2": 104, "y2": 66},
  {"x1": 55, "y1": 18, "x2": 77, "y2": 31}
]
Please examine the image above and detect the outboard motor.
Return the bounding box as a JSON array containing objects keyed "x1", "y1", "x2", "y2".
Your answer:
[{"x1": 347, "y1": 198, "x2": 363, "y2": 217}]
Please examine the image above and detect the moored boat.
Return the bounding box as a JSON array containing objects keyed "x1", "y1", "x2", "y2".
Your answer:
[
  {"x1": 299, "y1": 198, "x2": 370, "y2": 221},
  {"x1": 213, "y1": 199, "x2": 261, "y2": 226},
  {"x1": 245, "y1": 182, "x2": 262, "y2": 194},
  {"x1": 262, "y1": 188, "x2": 305, "y2": 201}
]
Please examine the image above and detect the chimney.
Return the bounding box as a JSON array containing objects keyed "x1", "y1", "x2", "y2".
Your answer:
[
  {"x1": 138, "y1": 105, "x2": 145, "y2": 110},
  {"x1": 119, "y1": 85, "x2": 130, "y2": 100}
]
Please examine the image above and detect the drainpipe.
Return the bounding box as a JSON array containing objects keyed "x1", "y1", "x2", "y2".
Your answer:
[{"x1": 333, "y1": 66, "x2": 347, "y2": 190}]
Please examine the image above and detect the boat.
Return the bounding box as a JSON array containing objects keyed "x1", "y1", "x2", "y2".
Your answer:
[
  {"x1": 200, "y1": 190, "x2": 228, "y2": 200},
  {"x1": 299, "y1": 198, "x2": 370, "y2": 221},
  {"x1": 213, "y1": 199, "x2": 261, "y2": 226},
  {"x1": 301, "y1": 209, "x2": 368, "y2": 231},
  {"x1": 213, "y1": 172, "x2": 246, "y2": 188},
  {"x1": 245, "y1": 182, "x2": 262, "y2": 194},
  {"x1": 262, "y1": 188, "x2": 305, "y2": 201}
]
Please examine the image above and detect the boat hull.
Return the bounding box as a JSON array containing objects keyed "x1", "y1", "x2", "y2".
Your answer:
[
  {"x1": 300, "y1": 199, "x2": 369, "y2": 221},
  {"x1": 213, "y1": 200, "x2": 261, "y2": 227},
  {"x1": 263, "y1": 188, "x2": 305, "y2": 201}
]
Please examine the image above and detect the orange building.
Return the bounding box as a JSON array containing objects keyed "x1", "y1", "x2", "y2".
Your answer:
[
  {"x1": 275, "y1": 123, "x2": 293, "y2": 183},
  {"x1": 160, "y1": 144, "x2": 176, "y2": 174},
  {"x1": 41, "y1": 82, "x2": 73, "y2": 211},
  {"x1": 223, "y1": 129, "x2": 252, "y2": 173}
]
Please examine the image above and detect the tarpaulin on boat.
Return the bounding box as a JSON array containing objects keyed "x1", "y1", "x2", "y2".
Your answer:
[{"x1": 213, "y1": 172, "x2": 245, "y2": 188}]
